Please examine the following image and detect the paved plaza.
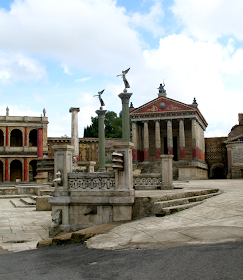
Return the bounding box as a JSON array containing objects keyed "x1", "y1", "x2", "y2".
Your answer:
[
  {"x1": 0, "y1": 179, "x2": 243, "y2": 253},
  {"x1": 0, "y1": 198, "x2": 51, "y2": 253}
]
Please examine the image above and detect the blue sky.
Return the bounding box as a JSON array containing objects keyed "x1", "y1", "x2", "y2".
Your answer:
[{"x1": 0, "y1": 0, "x2": 243, "y2": 137}]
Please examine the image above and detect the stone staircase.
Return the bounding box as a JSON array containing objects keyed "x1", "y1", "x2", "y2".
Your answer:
[
  {"x1": 10, "y1": 196, "x2": 36, "y2": 208},
  {"x1": 133, "y1": 188, "x2": 221, "y2": 219}
]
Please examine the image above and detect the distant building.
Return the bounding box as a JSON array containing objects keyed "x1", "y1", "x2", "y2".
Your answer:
[{"x1": 0, "y1": 114, "x2": 48, "y2": 182}]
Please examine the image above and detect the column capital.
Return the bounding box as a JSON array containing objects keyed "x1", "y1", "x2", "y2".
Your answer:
[
  {"x1": 166, "y1": 119, "x2": 172, "y2": 122},
  {"x1": 154, "y1": 119, "x2": 160, "y2": 123},
  {"x1": 96, "y1": 109, "x2": 107, "y2": 118},
  {"x1": 69, "y1": 107, "x2": 80, "y2": 113},
  {"x1": 142, "y1": 120, "x2": 149, "y2": 123},
  {"x1": 118, "y1": 92, "x2": 133, "y2": 104},
  {"x1": 178, "y1": 118, "x2": 185, "y2": 121}
]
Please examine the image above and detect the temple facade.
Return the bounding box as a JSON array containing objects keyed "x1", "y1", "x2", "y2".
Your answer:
[{"x1": 130, "y1": 85, "x2": 208, "y2": 180}]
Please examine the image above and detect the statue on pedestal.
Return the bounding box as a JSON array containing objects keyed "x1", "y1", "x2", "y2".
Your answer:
[
  {"x1": 94, "y1": 89, "x2": 105, "y2": 110},
  {"x1": 117, "y1": 68, "x2": 130, "y2": 92}
]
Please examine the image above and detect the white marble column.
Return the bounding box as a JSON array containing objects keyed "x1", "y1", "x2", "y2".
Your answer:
[
  {"x1": 132, "y1": 121, "x2": 138, "y2": 161},
  {"x1": 143, "y1": 120, "x2": 149, "y2": 161},
  {"x1": 166, "y1": 119, "x2": 173, "y2": 155},
  {"x1": 69, "y1": 107, "x2": 80, "y2": 161},
  {"x1": 179, "y1": 119, "x2": 185, "y2": 159}
]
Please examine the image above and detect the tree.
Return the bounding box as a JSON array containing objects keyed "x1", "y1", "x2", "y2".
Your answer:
[{"x1": 83, "y1": 111, "x2": 122, "y2": 138}]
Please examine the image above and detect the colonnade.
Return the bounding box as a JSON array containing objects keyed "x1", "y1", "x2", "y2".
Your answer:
[{"x1": 132, "y1": 118, "x2": 204, "y2": 162}]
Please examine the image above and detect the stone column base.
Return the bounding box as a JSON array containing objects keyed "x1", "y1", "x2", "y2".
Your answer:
[{"x1": 34, "y1": 173, "x2": 47, "y2": 184}]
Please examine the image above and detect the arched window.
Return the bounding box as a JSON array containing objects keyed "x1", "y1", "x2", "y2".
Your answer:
[
  {"x1": 10, "y1": 129, "x2": 23, "y2": 147},
  {"x1": 10, "y1": 160, "x2": 22, "y2": 182},
  {"x1": 29, "y1": 129, "x2": 37, "y2": 147},
  {"x1": 29, "y1": 160, "x2": 37, "y2": 181}
]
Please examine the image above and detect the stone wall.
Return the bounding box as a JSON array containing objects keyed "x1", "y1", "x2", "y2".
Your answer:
[{"x1": 205, "y1": 137, "x2": 227, "y2": 178}]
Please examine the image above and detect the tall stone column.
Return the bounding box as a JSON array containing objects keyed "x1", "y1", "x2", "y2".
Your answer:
[
  {"x1": 154, "y1": 120, "x2": 161, "y2": 160},
  {"x1": 69, "y1": 107, "x2": 80, "y2": 161},
  {"x1": 179, "y1": 119, "x2": 185, "y2": 160},
  {"x1": 143, "y1": 120, "x2": 149, "y2": 161},
  {"x1": 96, "y1": 109, "x2": 107, "y2": 172},
  {"x1": 118, "y1": 92, "x2": 132, "y2": 142},
  {"x1": 166, "y1": 119, "x2": 173, "y2": 155},
  {"x1": 5, "y1": 158, "x2": 9, "y2": 182},
  {"x1": 191, "y1": 118, "x2": 197, "y2": 160},
  {"x1": 132, "y1": 121, "x2": 138, "y2": 161}
]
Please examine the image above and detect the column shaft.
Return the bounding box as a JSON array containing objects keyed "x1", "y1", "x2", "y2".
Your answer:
[
  {"x1": 132, "y1": 122, "x2": 138, "y2": 161},
  {"x1": 25, "y1": 127, "x2": 28, "y2": 146},
  {"x1": 69, "y1": 107, "x2": 80, "y2": 161},
  {"x1": 167, "y1": 120, "x2": 173, "y2": 155},
  {"x1": 37, "y1": 128, "x2": 43, "y2": 158},
  {"x1": 24, "y1": 158, "x2": 28, "y2": 181},
  {"x1": 155, "y1": 120, "x2": 161, "y2": 160},
  {"x1": 6, "y1": 127, "x2": 9, "y2": 146},
  {"x1": 143, "y1": 121, "x2": 149, "y2": 161},
  {"x1": 191, "y1": 118, "x2": 197, "y2": 159},
  {"x1": 118, "y1": 92, "x2": 132, "y2": 142},
  {"x1": 5, "y1": 158, "x2": 9, "y2": 182},
  {"x1": 96, "y1": 109, "x2": 107, "y2": 172},
  {"x1": 179, "y1": 119, "x2": 185, "y2": 159}
]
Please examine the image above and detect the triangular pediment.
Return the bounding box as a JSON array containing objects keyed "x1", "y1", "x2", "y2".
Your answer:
[
  {"x1": 224, "y1": 133, "x2": 243, "y2": 144},
  {"x1": 130, "y1": 96, "x2": 196, "y2": 115}
]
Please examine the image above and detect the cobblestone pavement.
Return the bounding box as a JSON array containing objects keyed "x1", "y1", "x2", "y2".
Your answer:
[
  {"x1": 87, "y1": 179, "x2": 243, "y2": 250},
  {"x1": 0, "y1": 199, "x2": 51, "y2": 253}
]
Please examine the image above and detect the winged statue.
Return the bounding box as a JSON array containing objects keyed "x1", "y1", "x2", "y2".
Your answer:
[
  {"x1": 94, "y1": 89, "x2": 105, "y2": 109},
  {"x1": 117, "y1": 68, "x2": 130, "y2": 91}
]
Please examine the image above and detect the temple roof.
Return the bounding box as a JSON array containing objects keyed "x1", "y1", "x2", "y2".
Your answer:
[{"x1": 130, "y1": 95, "x2": 207, "y2": 129}]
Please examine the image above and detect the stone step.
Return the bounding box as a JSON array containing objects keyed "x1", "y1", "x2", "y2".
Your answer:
[
  {"x1": 0, "y1": 194, "x2": 32, "y2": 199},
  {"x1": 10, "y1": 199, "x2": 35, "y2": 208},
  {"x1": 155, "y1": 201, "x2": 203, "y2": 216},
  {"x1": 20, "y1": 197, "x2": 36, "y2": 205},
  {"x1": 154, "y1": 192, "x2": 220, "y2": 212}
]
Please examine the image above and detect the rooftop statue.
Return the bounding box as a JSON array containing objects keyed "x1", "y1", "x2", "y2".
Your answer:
[
  {"x1": 94, "y1": 89, "x2": 105, "y2": 109},
  {"x1": 117, "y1": 68, "x2": 130, "y2": 92},
  {"x1": 158, "y1": 82, "x2": 166, "y2": 94}
]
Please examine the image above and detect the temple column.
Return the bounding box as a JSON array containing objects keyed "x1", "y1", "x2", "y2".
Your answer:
[
  {"x1": 24, "y1": 158, "x2": 28, "y2": 181},
  {"x1": 69, "y1": 107, "x2": 80, "y2": 161},
  {"x1": 191, "y1": 118, "x2": 197, "y2": 160},
  {"x1": 179, "y1": 119, "x2": 185, "y2": 160},
  {"x1": 143, "y1": 120, "x2": 149, "y2": 161},
  {"x1": 138, "y1": 124, "x2": 142, "y2": 161},
  {"x1": 154, "y1": 120, "x2": 161, "y2": 160},
  {"x1": 5, "y1": 158, "x2": 9, "y2": 182},
  {"x1": 166, "y1": 119, "x2": 173, "y2": 155},
  {"x1": 132, "y1": 121, "x2": 138, "y2": 161}
]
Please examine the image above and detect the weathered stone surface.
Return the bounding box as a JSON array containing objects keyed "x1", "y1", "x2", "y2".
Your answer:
[{"x1": 36, "y1": 196, "x2": 52, "y2": 211}]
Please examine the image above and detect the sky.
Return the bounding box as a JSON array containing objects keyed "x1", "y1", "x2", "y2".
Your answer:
[{"x1": 0, "y1": 0, "x2": 243, "y2": 138}]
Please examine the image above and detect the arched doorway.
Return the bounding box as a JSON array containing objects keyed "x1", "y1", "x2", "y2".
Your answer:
[
  {"x1": 210, "y1": 163, "x2": 226, "y2": 179},
  {"x1": 29, "y1": 129, "x2": 37, "y2": 147},
  {"x1": 0, "y1": 130, "x2": 4, "y2": 146},
  {"x1": 10, "y1": 129, "x2": 23, "y2": 147},
  {"x1": 29, "y1": 160, "x2": 37, "y2": 181},
  {"x1": 0, "y1": 161, "x2": 3, "y2": 182},
  {"x1": 10, "y1": 160, "x2": 22, "y2": 182}
]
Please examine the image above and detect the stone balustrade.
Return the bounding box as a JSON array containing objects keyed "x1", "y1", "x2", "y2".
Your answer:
[
  {"x1": 133, "y1": 173, "x2": 162, "y2": 190},
  {"x1": 68, "y1": 172, "x2": 115, "y2": 190}
]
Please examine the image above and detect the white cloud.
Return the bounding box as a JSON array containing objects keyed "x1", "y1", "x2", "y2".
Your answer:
[
  {"x1": 171, "y1": 0, "x2": 243, "y2": 41},
  {"x1": 0, "y1": 0, "x2": 143, "y2": 75},
  {"x1": 0, "y1": 52, "x2": 46, "y2": 83},
  {"x1": 54, "y1": 83, "x2": 59, "y2": 87},
  {"x1": 0, "y1": 105, "x2": 42, "y2": 117},
  {"x1": 61, "y1": 64, "x2": 72, "y2": 75},
  {"x1": 75, "y1": 77, "x2": 91, "y2": 82},
  {"x1": 129, "y1": 1, "x2": 164, "y2": 37}
]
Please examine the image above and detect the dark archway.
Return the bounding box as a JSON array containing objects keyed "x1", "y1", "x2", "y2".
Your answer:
[
  {"x1": 0, "y1": 161, "x2": 3, "y2": 182},
  {"x1": 29, "y1": 160, "x2": 37, "y2": 181},
  {"x1": 10, "y1": 129, "x2": 23, "y2": 147},
  {"x1": 29, "y1": 129, "x2": 37, "y2": 147},
  {"x1": 10, "y1": 160, "x2": 22, "y2": 182},
  {"x1": 0, "y1": 130, "x2": 4, "y2": 146},
  {"x1": 213, "y1": 167, "x2": 226, "y2": 179}
]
